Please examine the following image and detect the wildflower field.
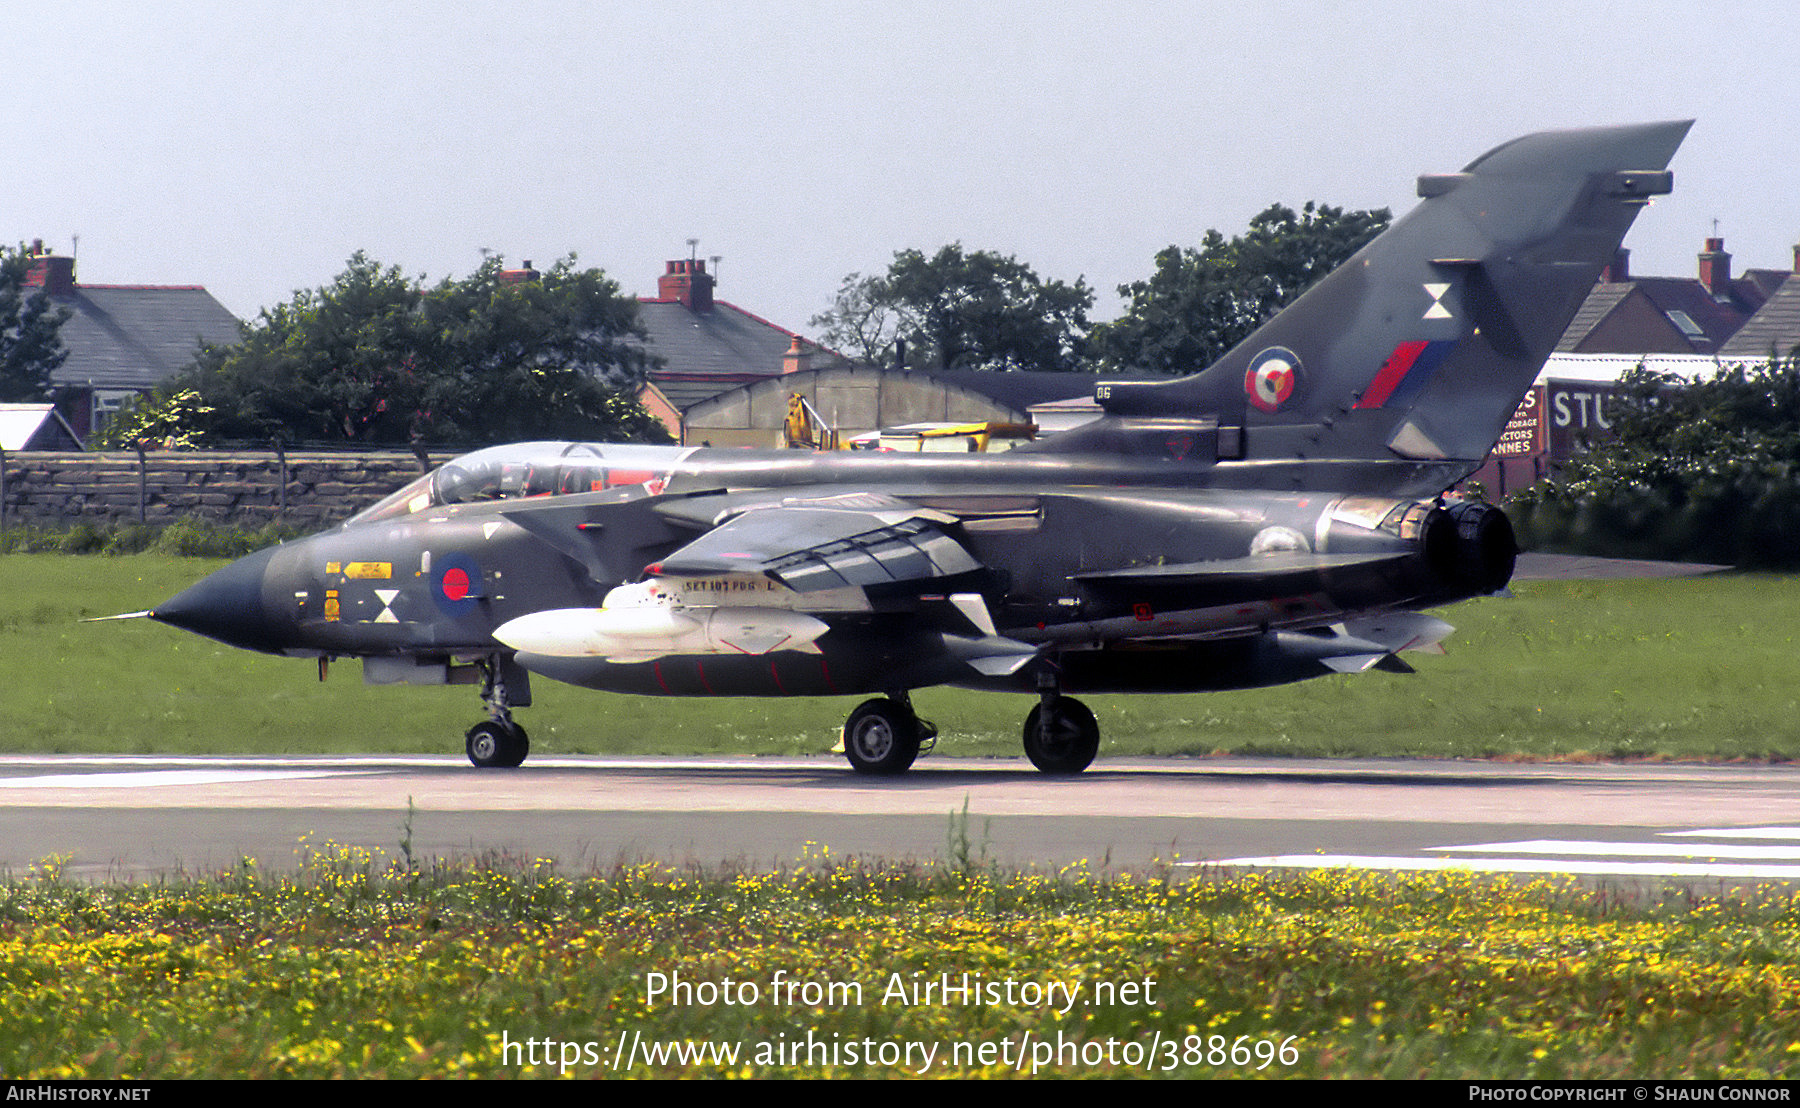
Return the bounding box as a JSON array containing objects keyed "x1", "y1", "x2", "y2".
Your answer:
[{"x1": 3, "y1": 845, "x2": 1799, "y2": 1079}]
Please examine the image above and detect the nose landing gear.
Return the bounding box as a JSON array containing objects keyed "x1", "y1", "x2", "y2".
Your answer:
[
  {"x1": 466, "y1": 718, "x2": 529, "y2": 768},
  {"x1": 466, "y1": 655, "x2": 530, "y2": 768}
]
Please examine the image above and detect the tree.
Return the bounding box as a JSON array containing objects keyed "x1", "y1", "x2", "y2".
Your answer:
[
  {"x1": 91, "y1": 387, "x2": 214, "y2": 450},
  {"x1": 810, "y1": 270, "x2": 907, "y2": 368},
  {"x1": 1091, "y1": 202, "x2": 1390, "y2": 376},
  {"x1": 1509, "y1": 351, "x2": 1800, "y2": 566},
  {"x1": 0, "y1": 244, "x2": 70, "y2": 402},
  {"x1": 177, "y1": 253, "x2": 669, "y2": 446},
  {"x1": 812, "y1": 244, "x2": 1093, "y2": 372}
]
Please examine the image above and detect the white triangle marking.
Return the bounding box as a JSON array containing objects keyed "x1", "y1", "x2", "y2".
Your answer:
[{"x1": 1423, "y1": 282, "x2": 1452, "y2": 319}]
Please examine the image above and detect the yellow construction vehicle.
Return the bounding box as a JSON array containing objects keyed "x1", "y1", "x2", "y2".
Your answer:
[
  {"x1": 783, "y1": 393, "x2": 841, "y2": 451},
  {"x1": 862, "y1": 421, "x2": 1038, "y2": 453},
  {"x1": 786, "y1": 393, "x2": 1036, "y2": 453}
]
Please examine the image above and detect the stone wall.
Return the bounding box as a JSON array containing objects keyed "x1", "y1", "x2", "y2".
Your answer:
[{"x1": 0, "y1": 450, "x2": 432, "y2": 530}]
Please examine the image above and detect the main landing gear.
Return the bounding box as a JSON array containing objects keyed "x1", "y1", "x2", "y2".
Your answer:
[
  {"x1": 842, "y1": 691, "x2": 938, "y2": 776},
  {"x1": 838, "y1": 679, "x2": 1100, "y2": 776},
  {"x1": 466, "y1": 656, "x2": 529, "y2": 768},
  {"x1": 1022, "y1": 692, "x2": 1100, "y2": 775},
  {"x1": 1016, "y1": 668, "x2": 1099, "y2": 774}
]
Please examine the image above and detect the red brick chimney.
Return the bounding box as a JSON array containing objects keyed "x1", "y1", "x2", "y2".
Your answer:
[
  {"x1": 1602, "y1": 248, "x2": 1630, "y2": 283},
  {"x1": 657, "y1": 259, "x2": 714, "y2": 312},
  {"x1": 1698, "y1": 237, "x2": 1732, "y2": 296},
  {"x1": 781, "y1": 335, "x2": 811, "y2": 375},
  {"x1": 22, "y1": 241, "x2": 76, "y2": 297}
]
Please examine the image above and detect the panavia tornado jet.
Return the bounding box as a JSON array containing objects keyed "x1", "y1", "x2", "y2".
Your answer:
[{"x1": 147, "y1": 121, "x2": 1689, "y2": 774}]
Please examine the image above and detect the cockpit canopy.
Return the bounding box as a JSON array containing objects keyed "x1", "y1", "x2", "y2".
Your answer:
[{"x1": 347, "y1": 441, "x2": 689, "y2": 525}]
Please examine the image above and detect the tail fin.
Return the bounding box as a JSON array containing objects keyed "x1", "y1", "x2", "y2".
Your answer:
[{"x1": 1039, "y1": 121, "x2": 1691, "y2": 493}]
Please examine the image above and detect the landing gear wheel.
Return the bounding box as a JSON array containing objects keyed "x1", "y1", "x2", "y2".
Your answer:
[
  {"x1": 466, "y1": 720, "x2": 529, "y2": 768},
  {"x1": 1022, "y1": 696, "x2": 1099, "y2": 775},
  {"x1": 842, "y1": 697, "x2": 922, "y2": 776}
]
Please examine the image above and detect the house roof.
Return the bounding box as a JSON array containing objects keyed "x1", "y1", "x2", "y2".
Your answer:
[
  {"x1": 49, "y1": 285, "x2": 242, "y2": 391},
  {"x1": 1739, "y1": 267, "x2": 1794, "y2": 302},
  {"x1": 1555, "y1": 283, "x2": 1635, "y2": 352},
  {"x1": 1556, "y1": 276, "x2": 1772, "y2": 356},
  {"x1": 634, "y1": 294, "x2": 859, "y2": 410},
  {"x1": 1719, "y1": 279, "x2": 1800, "y2": 360},
  {"x1": 636, "y1": 297, "x2": 805, "y2": 375},
  {"x1": 1554, "y1": 237, "x2": 1800, "y2": 357},
  {"x1": 1634, "y1": 275, "x2": 1768, "y2": 352}
]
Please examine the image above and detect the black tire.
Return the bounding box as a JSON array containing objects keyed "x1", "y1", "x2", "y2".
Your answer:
[
  {"x1": 842, "y1": 697, "x2": 921, "y2": 776},
  {"x1": 466, "y1": 720, "x2": 529, "y2": 768},
  {"x1": 1022, "y1": 696, "x2": 1099, "y2": 775}
]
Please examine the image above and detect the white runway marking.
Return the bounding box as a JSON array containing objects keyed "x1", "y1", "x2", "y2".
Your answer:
[
  {"x1": 0, "y1": 769, "x2": 373, "y2": 790},
  {"x1": 1429, "y1": 838, "x2": 1800, "y2": 860},
  {"x1": 1208, "y1": 827, "x2": 1800, "y2": 880},
  {"x1": 1202, "y1": 854, "x2": 1800, "y2": 880}
]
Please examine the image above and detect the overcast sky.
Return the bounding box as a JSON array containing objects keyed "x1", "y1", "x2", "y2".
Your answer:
[{"x1": 10, "y1": 1, "x2": 1800, "y2": 339}]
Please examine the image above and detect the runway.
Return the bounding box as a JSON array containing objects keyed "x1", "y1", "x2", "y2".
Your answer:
[{"x1": 5, "y1": 753, "x2": 1800, "y2": 886}]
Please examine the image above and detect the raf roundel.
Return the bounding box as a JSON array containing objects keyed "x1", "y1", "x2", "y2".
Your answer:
[
  {"x1": 432, "y1": 553, "x2": 483, "y2": 618},
  {"x1": 1244, "y1": 347, "x2": 1302, "y2": 413}
]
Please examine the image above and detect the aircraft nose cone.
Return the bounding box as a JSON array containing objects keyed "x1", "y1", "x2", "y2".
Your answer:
[{"x1": 152, "y1": 545, "x2": 287, "y2": 653}]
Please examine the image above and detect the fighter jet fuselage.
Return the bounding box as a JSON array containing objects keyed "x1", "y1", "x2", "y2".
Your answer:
[
  {"x1": 158, "y1": 445, "x2": 1507, "y2": 686},
  {"x1": 146, "y1": 120, "x2": 1692, "y2": 774}
]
